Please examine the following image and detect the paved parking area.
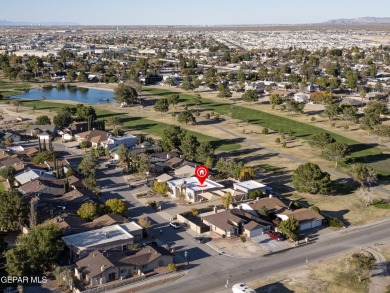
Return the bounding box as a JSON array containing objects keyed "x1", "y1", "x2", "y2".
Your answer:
[{"x1": 253, "y1": 234, "x2": 293, "y2": 253}]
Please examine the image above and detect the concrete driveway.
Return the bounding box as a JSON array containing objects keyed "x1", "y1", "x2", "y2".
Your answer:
[{"x1": 253, "y1": 234, "x2": 293, "y2": 253}]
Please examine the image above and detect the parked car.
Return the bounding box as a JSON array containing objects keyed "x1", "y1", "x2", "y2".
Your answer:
[
  {"x1": 108, "y1": 159, "x2": 119, "y2": 163},
  {"x1": 141, "y1": 241, "x2": 158, "y2": 247},
  {"x1": 169, "y1": 222, "x2": 180, "y2": 229},
  {"x1": 267, "y1": 231, "x2": 284, "y2": 241},
  {"x1": 193, "y1": 237, "x2": 208, "y2": 244}
]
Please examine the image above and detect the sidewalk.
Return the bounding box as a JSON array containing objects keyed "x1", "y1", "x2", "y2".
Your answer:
[{"x1": 106, "y1": 271, "x2": 187, "y2": 293}]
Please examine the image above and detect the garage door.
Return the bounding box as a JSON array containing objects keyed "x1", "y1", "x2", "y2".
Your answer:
[
  {"x1": 248, "y1": 228, "x2": 263, "y2": 237},
  {"x1": 299, "y1": 222, "x2": 312, "y2": 231},
  {"x1": 311, "y1": 220, "x2": 322, "y2": 228}
]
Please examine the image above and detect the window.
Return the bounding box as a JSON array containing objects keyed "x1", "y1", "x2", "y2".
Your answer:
[{"x1": 120, "y1": 269, "x2": 126, "y2": 274}]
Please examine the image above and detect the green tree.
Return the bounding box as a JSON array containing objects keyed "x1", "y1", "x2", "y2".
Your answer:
[
  {"x1": 78, "y1": 153, "x2": 98, "y2": 178},
  {"x1": 221, "y1": 191, "x2": 233, "y2": 209},
  {"x1": 105, "y1": 198, "x2": 127, "y2": 214},
  {"x1": 75, "y1": 104, "x2": 97, "y2": 120},
  {"x1": 257, "y1": 206, "x2": 268, "y2": 217},
  {"x1": 0, "y1": 189, "x2": 27, "y2": 231},
  {"x1": 309, "y1": 132, "x2": 336, "y2": 153},
  {"x1": 106, "y1": 116, "x2": 123, "y2": 129},
  {"x1": 114, "y1": 84, "x2": 138, "y2": 105},
  {"x1": 79, "y1": 141, "x2": 91, "y2": 152},
  {"x1": 323, "y1": 103, "x2": 341, "y2": 120},
  {"x1": 117, "y1": 144, "x2": 130, "y2": 168},
  {"x1": 285, "y1": 100, "x2": 305, "y2": 114},
  {"x1": 168, "y1": 94, "x2": 180, "y2": 108},
  {"x1": 177, "y1": 111, "x2": 196, "y2": 125},
  {"x1": 192, "y1": 94, "x2": 202, "y2": 105},
  {"x1": 181, "y1": 76, "x2": 194, "y2": 91},
  {"x1": 323, "y1": 142, "x2": 350, "y2": 167},
  {"x1": 161, "y1": 125, "x2": 186, "y2": 151},
  {"x1": 35, "y1": 115, "x2": 51, "y2": 125},
  {"x1": 0, "y1": 166, "x2": 15, "y2": 182},
  {"x1": 53, "y1": 111, "x2": 72, "y2": 128},
  {"x1": 241, "y1": 89, "x2": 259, "y2": 102},
  {"x1": 154, "y1": 98, "x2": 169, "y2": 114},
  {"x1": 180, "y1": 134, "x2": 200, "y2": 161},
  {"x1": 249, "y1": 190, "x2": 263, "y2": 200},
  {"x1": 6, "y1": 224, "x2": 63, "y2": 277},
  {"x1": 65, "y1": 167, "x2": 76, "y2": 178},
  {"x1": 269, "y1": 94, "x2": 283, "y2": 106},
  {"x1": 217, "y1": 83, "x2": 232, "y2": 98},
  {"x1": 32, "y1": 151, "x2": 56, "y2": 164},
  {"x1": 278, "y1": 217, "x2": 299, "y2": 241},
  {"x1": 342, "y1": 105, "x2": 359, "y2": 124},
  {"x1": 77, "y1": 71, "x2": 88, "y2": 82},
  {"x1": 373, "y1": 124, "x2": 390, "y2": 143},
  {"x1": 196, "y1": 141, "x2": 215, "y2": 164},
  {"x1": 77, "y1": 202, "x2": 98, "y2": 220},
  {"x1": 152, "y1": 181, "x2": 169, "y2": 195},
  {"x1": 349, "y1": 163, "x2": 377, "y2": 188},
  {"x1": 292, "y1": 163, "x2": 331, "y2": 194}
]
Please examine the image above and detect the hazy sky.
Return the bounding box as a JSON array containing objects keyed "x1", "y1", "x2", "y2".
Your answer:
[{"x1": 2, "y1": 0, "x2": 390, "y2": 25}]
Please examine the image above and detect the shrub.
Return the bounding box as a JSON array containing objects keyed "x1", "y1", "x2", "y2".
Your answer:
[
  {"x1": 275, "y1": 137, "x2": 281, "y2": 144},
  {"x1": 146, "y1": 200, "x2": 157, "y2": 208},
  {"x1": 262, "y1": 128, "x2": 269, "y2": 134},
  {"x1": 205, "y1": 113, "x2": 210, "y2": 119},
  {"x1": 248, "y1": 190, "x2": 263, "y2": 200},
  {"x1": 311, "y1": 116, "x2": 316, "y2": 122},
  {"x1": 195, "y1": 111, "x2": 200, "y2": 117},
  {"x1": 167, "y1": 263, "x2": 177, "y2": 272},
  {"x1": 152, "y1": 181, "x2": 168, "y2": 195},
  {"x1": 240, "y1": 235, "x2": 247, "y2": 243},
  {"x1": 190, "y1": 208, "x2": 199, "y2": 216},
  {"x1": 311, "y1": 206, "x2": 321, "y2": 214},
  {"x1": 344, "y1": 124, "x2": 349, "y2": 130},
  {"x1": 331, "y1": 123, "x2": 336, "y2": 127},
  {"x1": 328, "y1": 218, "x2": 344, "y2": 227}
]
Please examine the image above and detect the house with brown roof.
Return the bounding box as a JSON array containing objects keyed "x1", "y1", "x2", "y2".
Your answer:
[
  {"x1": 74, "y1": 130, "x2": 110, "y2": 147},
  {"x1": 0, "y1": 156, "x2": 25, "y2": 172},
  {"x1": 237, "y1": 197, "x2": 288, "y2": 217},
  {"x1": 74, "y1": 246, "x2": 173, "y2": 287},
  {"x1": 277, "y1": 208, "x2": 324, "y2": 231},
  {"x1": 202, "y1": 208, "x2": 271, "y2": 238},
  {"x1": 202, "y1": 210, "x2": 243, "y2": 238}
]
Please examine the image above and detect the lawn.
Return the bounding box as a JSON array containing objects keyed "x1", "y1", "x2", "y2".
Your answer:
[
  {"x1": 144, "y1": 87, "x2": 390, "y2": 174},
  {"x1": 0, "y1": 80, "x2": 31, "y2": 98},
  {"x1": 0, "y1": 99, "x2": 240, "y2": 152}
]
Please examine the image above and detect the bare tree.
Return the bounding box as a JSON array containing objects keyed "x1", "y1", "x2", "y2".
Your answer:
[{"x1": 356, "y1": 187, "x2": 375, "y2": 207}]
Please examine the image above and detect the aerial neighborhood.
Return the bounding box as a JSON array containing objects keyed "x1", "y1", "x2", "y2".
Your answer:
[{"x1": 0, "y1": 15, "x2": 389, "y2": 293}]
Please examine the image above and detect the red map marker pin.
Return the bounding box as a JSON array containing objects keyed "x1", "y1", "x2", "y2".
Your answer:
[{"x1": 195, "y1": 165, "x2": 209, "y2": 187}]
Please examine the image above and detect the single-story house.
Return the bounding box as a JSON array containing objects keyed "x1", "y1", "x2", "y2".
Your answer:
[
  {"x1": 174, "y1": 164, "x2": 196, "y2": 178},
  {"x1": 277, "y1": 208, "x2": 324, "y2": 231},
  {"x1": 155, "y1": 173, "x2": 174, "y2": 182},
  {"x1": 3, "y1": 132, "x2": 22, "y2": 142},
  {"x1": 101, "y1": 135, "x2": 138, "y2": 150},
  {"x1": 233, "y1": 180, "x2": 267, "y2": 197},
  {"x1": 26, "y1": 125, "x2": 58, "y2": 139},
  {"x1": 167, "y1": 177, "x2": 224, "y2": 203},
  {"x1": 237, "y1": 197, "x2": 288, "y2": 217},
  {"x1": 62, "y1": 222, "x2": 139, "y2": 259},
  {"x1": 74, "y1": 130, "x2": 110, "y2": 147},
  {"x1": 150, "y1": 151, "x2": 180, "y2": 163},
  {"x1": 74, "y1": 246, "x2": 173, "y2": 286},
  {"x1": 293, "y1": 93, "x2": 310, "y2": 103},
  {"x1": 202, "y1": 210, "x2": 243, "y2": 238},
  {"x1": 14, "y1": 170, "x2": 41, "y2": 185},
  {"x1": 0, "y1": 156, "x2": 25, "y2": 172}
]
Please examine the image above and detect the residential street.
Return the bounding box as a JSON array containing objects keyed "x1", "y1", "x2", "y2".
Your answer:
[{"x1": 139, "y1": 219, "x2": 390, "y2": 293}]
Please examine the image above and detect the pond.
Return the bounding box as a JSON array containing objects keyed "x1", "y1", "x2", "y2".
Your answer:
[{"x1": 11, "y1": 87, "x2": 115, "y2": 104}]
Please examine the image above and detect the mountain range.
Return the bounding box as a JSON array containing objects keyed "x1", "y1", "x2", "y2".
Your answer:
[
  {"x1": 0, "y1": 19, "x2": 79, "y2": 26},
  {"x1": 324, "y1": 17, "x2": 390, "y2": 25}
]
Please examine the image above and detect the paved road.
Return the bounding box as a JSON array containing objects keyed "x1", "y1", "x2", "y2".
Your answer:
[
  {"x1": 138, "y1": 219, "x2": 390, "y2": 293},
  {"x1": 211, "y1": 124, "x2": 390, "y2": 196}
]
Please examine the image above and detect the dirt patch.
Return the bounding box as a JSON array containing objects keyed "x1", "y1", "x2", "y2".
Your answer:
[
  {"x1": 250, "y1": 252, "x2": 370, "y2": 293},
  {"x1": 209, "y1": 236, "x2": 268, "y2": 257}
]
